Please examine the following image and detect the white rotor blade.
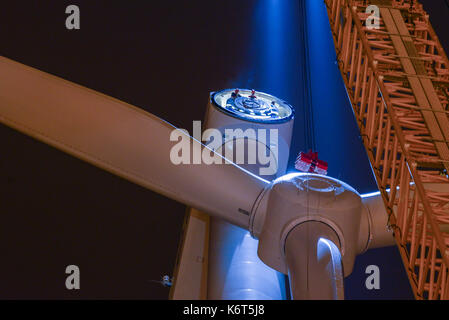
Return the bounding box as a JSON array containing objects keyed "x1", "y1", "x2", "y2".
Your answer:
[{"x1": 0, "y1": 56, "x2": 268, "y2": 228}]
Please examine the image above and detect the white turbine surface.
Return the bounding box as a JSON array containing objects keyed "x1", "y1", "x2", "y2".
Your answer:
[{"x1": 0, "y1": 56, "x2": 268, "y2": 229}]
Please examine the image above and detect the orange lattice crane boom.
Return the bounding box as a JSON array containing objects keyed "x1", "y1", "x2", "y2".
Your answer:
[{"x1": 325, "y1": 0, "x2": 449, "y2": 299}]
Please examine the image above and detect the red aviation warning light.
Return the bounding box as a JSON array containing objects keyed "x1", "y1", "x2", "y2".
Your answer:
[
  {"x1": 295, "y1": 150, "x2": 328, "y2": 175},
  {"x1": 249, "y1": 89, "x2": 256, "y2": 99}
]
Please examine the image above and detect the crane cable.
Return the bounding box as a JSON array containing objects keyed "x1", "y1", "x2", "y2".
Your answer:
[
  {"x1": 299, "y1": 0, "x2": 317, "y2": 296},
  {"x1": 300, "y1": 0, "x2": 316, "y2": 153}
]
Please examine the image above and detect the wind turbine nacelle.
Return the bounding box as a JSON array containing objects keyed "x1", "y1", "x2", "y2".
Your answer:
[{"x1": 205, "y1": 89, "x2": 294, "y2": 179}]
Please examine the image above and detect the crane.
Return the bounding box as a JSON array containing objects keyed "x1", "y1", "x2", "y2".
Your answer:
[{"x1": 325, "y1": 0, "x2": 449, "y2": 299}]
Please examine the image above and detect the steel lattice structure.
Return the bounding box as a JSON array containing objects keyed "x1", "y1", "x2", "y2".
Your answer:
[{"x1": 325, "y1": 0, "x2": 449, "y2": 299}]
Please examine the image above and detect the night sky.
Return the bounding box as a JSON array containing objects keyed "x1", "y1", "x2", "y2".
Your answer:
[{"x1": 0, "y1": 0, "x2": 448, "y2": 299}]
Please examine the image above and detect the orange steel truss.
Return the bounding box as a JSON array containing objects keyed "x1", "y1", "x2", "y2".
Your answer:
[{"x1": 324, "y1": 0, "x2": 449, "y2": 299}]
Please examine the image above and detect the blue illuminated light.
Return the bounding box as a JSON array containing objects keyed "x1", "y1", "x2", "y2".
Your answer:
[{"x1": 361, "y1": 191, "x2": 381, "y2": 198}]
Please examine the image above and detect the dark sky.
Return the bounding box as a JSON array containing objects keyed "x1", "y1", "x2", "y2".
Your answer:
[{"x1": 0, "y1": 0, "x2": 447, "y2": 299}]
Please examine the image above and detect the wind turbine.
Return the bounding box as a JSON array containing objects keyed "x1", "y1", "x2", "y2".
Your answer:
[
  {"x1": 3, "y1": 0, "x2": 446, "y2": 300},
  {"x1": 0, "y1": 56, "x2": 393, "y2": 299}
]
